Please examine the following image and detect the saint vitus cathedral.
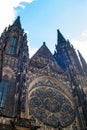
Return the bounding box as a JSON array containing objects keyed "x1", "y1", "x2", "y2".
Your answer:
[{"x1": 0, "y1": 16, "x2": 87, "y2": 130}]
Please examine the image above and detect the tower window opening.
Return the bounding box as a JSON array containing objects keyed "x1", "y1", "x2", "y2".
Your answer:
[
  {"x1": 9, "y1": 37, "x2": 17, "y2": 55},
  {"x1": 0, "y1": 80, "x2": 8, "y2": 108}
]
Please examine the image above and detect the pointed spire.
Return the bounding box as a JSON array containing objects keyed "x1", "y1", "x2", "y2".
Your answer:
[
  {"x1": 78, "y1": 50, "x2": 87, "y2": 74},
  {"x1": 78, "y1": 50, "x2": 87, "y2": 65},
  {"x1": 43, "y1": 41, "x2": 46, "y2": 46},
  {"x1": 13, "y1": 16, "x2": 21, "y2": 28},
  {"x1": 55, "y1": 30, "x2": 67, "y2": 53},
  {"x1": 57, "y1": 29, "x2": 66, "y2": 45}
]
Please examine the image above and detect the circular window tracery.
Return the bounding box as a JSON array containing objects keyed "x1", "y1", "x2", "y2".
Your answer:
[{"x1": 28, "y1": 76, "x2": 75, "y2": 128}]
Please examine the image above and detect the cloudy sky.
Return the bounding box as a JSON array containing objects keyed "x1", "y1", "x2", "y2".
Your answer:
[{"x1": 0, "y1": 0, "x2": 87, "y2": 61}]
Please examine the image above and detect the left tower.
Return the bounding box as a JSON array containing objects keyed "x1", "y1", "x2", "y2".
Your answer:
[{"x1": 0, "y1": 16, "x2": 29, "y2": 117}]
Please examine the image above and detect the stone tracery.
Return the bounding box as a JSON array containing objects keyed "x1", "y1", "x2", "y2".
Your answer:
[{"x1": 28, "y1": 76, "x2": 75, "y2": 128}]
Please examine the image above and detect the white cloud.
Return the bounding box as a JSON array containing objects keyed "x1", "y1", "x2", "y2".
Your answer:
[
  {"x1": 0, "y1": 0, "x2": 34, "y2": 35},
  {"x1": 0, "y1": 0, "x2": 36, "y2": 57},
  {"x1": 71, "y1": 39, "x2": 87, "y2": 62},
  {"x1": 29, "y1": 47, "x2": 38, "y2": 58},
  {"x1": 27, "y1": 42, "x2": 38, "y2": 58},
  {"x1": 25, "y1": 32, "x2": 38, "y2": 58},
  {"x1": 82, "y1": 30, "x2": 87, "y2": 38},
  {"x1": 0, "y1": 0, "x2": 86, "y2": 61}
]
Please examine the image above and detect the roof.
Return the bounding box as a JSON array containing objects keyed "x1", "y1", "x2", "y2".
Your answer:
[
  {"x1": 29, "y1": 42, "x2": 64, "y2": 73},
  {"x1": 31, "y1": 42, "x2": 55, "y2": 61}
]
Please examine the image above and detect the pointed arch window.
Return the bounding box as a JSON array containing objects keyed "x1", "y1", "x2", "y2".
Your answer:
[
  {"x1": 0, "y1": 80, "x2": 8, "y2": 108},
  {"x1": 9, "y1": 37, "x2": 17, "y2": 55}
]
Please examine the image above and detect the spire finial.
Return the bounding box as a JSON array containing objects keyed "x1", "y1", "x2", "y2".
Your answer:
[
  {"x1": 43, "y1": 42, "x2": 46, "y2": 45},
  {"x1": 13, "y1": 16, "x2": 21, "y2": 28},
  {"x1": 57, "y1": 29, "x2": 66, "y2": 45}
]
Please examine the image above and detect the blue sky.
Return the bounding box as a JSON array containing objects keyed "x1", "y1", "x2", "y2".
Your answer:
[{"x1": 0, "y1": 0, "x2": 87, "y2": 61}]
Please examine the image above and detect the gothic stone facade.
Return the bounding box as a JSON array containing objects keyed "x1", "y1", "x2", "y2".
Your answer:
[{"x1": 0, "y1": 17, "x2": 87, "y2": 130}]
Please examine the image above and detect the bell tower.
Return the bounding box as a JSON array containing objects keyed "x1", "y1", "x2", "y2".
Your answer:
[
  {"x1": 0, "y1": 16, "x2": 29, "y2": 117},
  {"x1": 2, "y1": 16, "x2": 23, "y2": 56},
  {"x1": 54, "y1": 30, "x2": 84, "y2": 75}
]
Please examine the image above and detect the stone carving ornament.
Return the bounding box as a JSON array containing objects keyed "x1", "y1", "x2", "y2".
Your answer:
[{"x1": 28, "y1": 76, "x2": 75, "y2": 128}]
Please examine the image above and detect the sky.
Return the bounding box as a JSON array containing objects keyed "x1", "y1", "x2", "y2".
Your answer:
[{"x1": 0, "y1": 0, "x2": 87, "y2": 61}]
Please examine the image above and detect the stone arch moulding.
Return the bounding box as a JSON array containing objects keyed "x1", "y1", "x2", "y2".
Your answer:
[{"x1": 28, "y1": 76, "x2": 76, "y2": 128}]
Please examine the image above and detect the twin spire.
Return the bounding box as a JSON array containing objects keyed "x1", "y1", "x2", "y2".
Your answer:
[
  {"x1": 12, "y1": 17, "x2": 87, "y2": 68},
  {"x1": 13, "y1": 17, "x2": 66, "y2": 46}
]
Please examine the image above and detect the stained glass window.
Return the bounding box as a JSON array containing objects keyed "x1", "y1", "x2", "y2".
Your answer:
[
  {"x1": 12, "y1": 37, "x2": 17, "y2": 46},
  {"x1": 0, "y1": 80, "x2": 8, "y2": 108},
  {"x1": 9, "y1": 37, "x2": 17, "y2": 55}
]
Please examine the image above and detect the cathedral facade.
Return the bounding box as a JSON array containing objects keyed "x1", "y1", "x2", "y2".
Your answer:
[{"x1": 0, "y1": 16, "x2": 87, "y2": 130}]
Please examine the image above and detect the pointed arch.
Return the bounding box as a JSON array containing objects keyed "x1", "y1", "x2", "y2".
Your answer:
[
  {"x1": 9, "y1": 36, "x2": 18, "y2": 55},
  {"x1": 0, "y1": 75, "x2": 9, "y2": 108}
]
